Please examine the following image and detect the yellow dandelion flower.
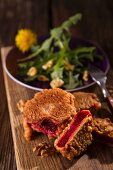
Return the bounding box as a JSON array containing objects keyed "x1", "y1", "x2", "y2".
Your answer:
[{"x1": 15, "y1": 29, "x2": 37, "y2": 52}]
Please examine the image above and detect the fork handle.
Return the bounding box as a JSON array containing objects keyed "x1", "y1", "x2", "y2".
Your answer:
[{"x1": 106, "y1": 96, "x2": 113, "y2": 112}]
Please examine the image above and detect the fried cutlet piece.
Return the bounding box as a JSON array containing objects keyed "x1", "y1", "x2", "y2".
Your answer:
[
  {"x1": 92, "y1": 118, "x2": 113, "y2": 146},
  {"x1": 54, "y1": 110, "x2": 92, "y2": 160},
  {"x1": 73, "y1": 92, "x2": 101, "y2": 112},
  {"x1": 23, "y1": 88, "x2": 76, "y2": 140}
]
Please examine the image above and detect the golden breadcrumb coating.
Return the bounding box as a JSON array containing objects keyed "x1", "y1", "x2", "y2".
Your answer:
[
  {"x1": 23, "y1": 118, "x2": 33, "y2": 141},
  {"x1": 24, "y1": 88, "x2": 76, "y2": 123},
  {"x1": 73, "y1": 92, "x2": 101, "y2": 112},
  {"x1": 92, "y1": 118, "x2": 113, "y2": 137},
  {"x1": 54, "y1": 111, "x2": 92, "y2": 160}
]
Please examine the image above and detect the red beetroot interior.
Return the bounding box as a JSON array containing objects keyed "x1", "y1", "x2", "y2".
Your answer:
[
  {"x1": 31, "y1": 119, "x2": 57, "y2": 137},
  {"x1": 57, "y1": 110, "x2": 91, "y2": 148}
]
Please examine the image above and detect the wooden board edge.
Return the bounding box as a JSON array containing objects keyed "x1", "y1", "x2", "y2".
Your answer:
[{"x1": 1, "y1": 47, "x2": 22, "y2": 170}]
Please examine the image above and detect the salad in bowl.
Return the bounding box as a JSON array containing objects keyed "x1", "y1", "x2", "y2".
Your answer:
[{"x1": 5, "y1": 13, "x2": 109, "y2": 91}]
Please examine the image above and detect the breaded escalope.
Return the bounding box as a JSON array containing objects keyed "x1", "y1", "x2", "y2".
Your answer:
[
  {"x1": 73, "y1": 92, "x2": 101, "y2": 112},
  {"x1": 54, "y1": 110, "x2": 92, "y2": 160},
  {"x1": 23, "y1": 88, "x2": 76, "y2": 140},
  {"x1": 92, "y1": 117, "x2": 113, "y2": 146}
]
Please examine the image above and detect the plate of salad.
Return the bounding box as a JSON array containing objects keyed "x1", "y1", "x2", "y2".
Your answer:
[{"x1": 4, "y1": 13, "x2": 110, "y2": 92}]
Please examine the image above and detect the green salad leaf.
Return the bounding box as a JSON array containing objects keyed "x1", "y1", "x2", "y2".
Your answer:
[
  {"x1": 18, "y1": 13, "x2": 102, "y2": 90},
  {"x1": 64, "y1": 72, "x2": 81, "y2": 89},
  {"x1": 18, "y1": 13, "x2": 82, "y2": 62}
]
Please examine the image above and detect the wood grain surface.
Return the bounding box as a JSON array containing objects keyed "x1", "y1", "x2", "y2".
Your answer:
[
  {"x1": 0, "y1": 53, "x2": 17, "y2": 170},
  {"x1": 1, "y1": 0, "x2": 113, "y2": 170},
  {"x1": 1, "y1": 47, "x2": 113, "y2": 170}
]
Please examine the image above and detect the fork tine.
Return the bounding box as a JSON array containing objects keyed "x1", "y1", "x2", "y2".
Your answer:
[
  {"x1": 88, "y1": 64, "x2": 109, "y2": 98},
  {"x1": 89, "y1": 65, "x2": 105, "y2": 74},
  {"x1": 88, "y1": 65, "x2": 106, "y2": 79}
]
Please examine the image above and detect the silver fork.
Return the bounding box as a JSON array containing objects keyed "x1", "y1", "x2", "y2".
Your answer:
[{"x1": 89, "y1": 65, "x2": 113, "y2": 111}]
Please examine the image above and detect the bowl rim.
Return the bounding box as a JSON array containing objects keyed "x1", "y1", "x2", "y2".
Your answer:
[{"x1": 3, "y1": 38, "x2": 110, "y2": 92}]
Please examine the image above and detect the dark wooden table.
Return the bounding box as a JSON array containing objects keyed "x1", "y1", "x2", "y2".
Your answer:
[{"x1": 0, "y1": 1, "x2": 113, "y2": 170}]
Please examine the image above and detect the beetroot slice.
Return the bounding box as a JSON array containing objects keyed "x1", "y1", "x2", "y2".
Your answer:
[
  {"x1": 57, "y1": 110, "x2": 91, "y2": 148},
  {"x1": 31, "y1": 119, "x2": 58, "y2": 137}
]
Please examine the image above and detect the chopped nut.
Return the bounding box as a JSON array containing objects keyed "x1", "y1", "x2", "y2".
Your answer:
[
  {"x1": 42, "y1": 60, "x2": 53, "y2": 70},
  {"x1": 83, "y1": 70, "x2": 88, "y2": 81},
  {"x1": 17, "y1": 99, "x2": 25, "y2": 113},
  {"x1": 27, "y1": 67, "x2": 37, "y2": 77},
  {"x1": 50, "y1": 78, "x2": 64, "y2": 88},
  {"x1": 64, "y1": 60, "x2": 75, "y2": 71},
  {"x1": 33, "y1": 142, "x2": 56, "y2": 157},
  {"x1": 38, "y1": 75, "x2": 49, "y2": 81}
]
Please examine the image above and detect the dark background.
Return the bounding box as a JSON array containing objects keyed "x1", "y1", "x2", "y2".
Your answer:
[
  {"x1": 0, "y1": 0, "x2": 113, "y2": 169},
  {"x1": 1, "y1": 0, "x2": 113, "y2": 62}
]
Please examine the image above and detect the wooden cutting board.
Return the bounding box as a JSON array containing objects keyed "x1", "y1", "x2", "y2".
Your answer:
[{"x1": 1, "y1": 47, "x2": 113, "y2": 170}]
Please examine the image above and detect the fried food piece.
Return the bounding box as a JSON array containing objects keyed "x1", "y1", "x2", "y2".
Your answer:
[
  {"x1": 92, "y1": 118, "x2": 113, "y2": 146},
  {"x1": 54, "y1": 110, "x2": 92, "y2": 160},
  {"x1": 23, "y1": 88, "x2": 76, "y2": 139},
  {"x1": 23, "y1": 118, "x2": 33, "y2": 141},
  {"x1": 73, "y1": 92, "x2": 101, "y2": 112}
]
